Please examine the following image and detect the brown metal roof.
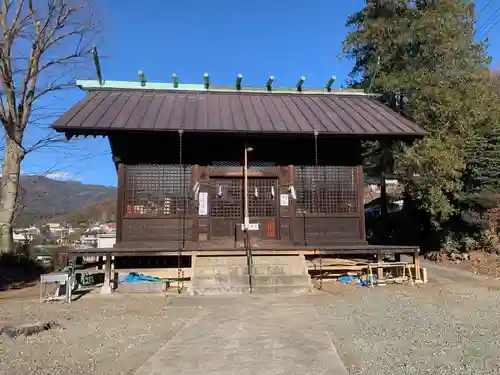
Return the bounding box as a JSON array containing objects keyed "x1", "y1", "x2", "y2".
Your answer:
[{"x1": 52, "y1": 90, "x2": 426, "y2": 136}]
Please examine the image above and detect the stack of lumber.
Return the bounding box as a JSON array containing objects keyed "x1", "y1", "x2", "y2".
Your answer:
[{"x1": 308, "y1": 258, "x2": 369, "y2": 271}]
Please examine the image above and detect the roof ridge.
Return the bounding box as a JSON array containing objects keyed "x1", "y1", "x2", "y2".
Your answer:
[{"x1": 76, "y1": 80, "x2": 376, "y2": 97}]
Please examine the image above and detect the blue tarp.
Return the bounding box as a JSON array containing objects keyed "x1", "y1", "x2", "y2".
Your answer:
[
  {"x1": 337, "y1": 274, "x2": 377, "y2": 287},
  {"x1": 338, "y1": 275, "x2": 355, "y2": 284},
  {"x1": 120, "y1": 272, "x2": 164, "y2": 283}
]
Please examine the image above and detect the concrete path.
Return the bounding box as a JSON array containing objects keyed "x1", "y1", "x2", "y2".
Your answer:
[
  {"x1": 421, "y1": 258, "x2": 500, "y2": 286},
  {"x1": 133, "y1": 294, "x2": 348, "y2": 375}
]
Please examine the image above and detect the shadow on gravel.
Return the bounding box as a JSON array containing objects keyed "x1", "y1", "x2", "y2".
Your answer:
[{"x1": 0, "y1": 254, "x2": 45, "y2": 292}]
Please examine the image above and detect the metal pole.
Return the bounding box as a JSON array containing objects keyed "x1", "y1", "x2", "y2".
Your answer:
[{"x1": 244, "y1": 146, "x2": 249, "y2": 230}]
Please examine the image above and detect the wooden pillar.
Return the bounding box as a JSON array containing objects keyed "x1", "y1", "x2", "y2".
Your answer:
[
  {"x1": 198, "y1": 166, "x2": 210, "y2": 241},
  {"x1": 277, "y1": 166, "x2": 290, "y2": 241},
  {"x1": 115, "y1": 162, "x2": 126, "y2": 244},
  {"x1": 100, "y1": 253, "x2": 113, "y2": 294},
  {"x1": 289, "y1": 165, "x2": 296, "y2": 242},
  {"x1": 376, "y1": 250, "x2": 384, "y2": 281},
  {"x1": 413, "y1": 249, "x2": 421, "y2": 281},
  {"x1": 191, "y1": 164, "x2": 200, "y2": 242}
]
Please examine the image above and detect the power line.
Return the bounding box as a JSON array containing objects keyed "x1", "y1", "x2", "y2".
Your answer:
[
  {"x1": 477, "y1": 9, "x2": 500, "y2": 39},
  {"x1": 479, "y1": 0, "x2": 493, "y2": 13},
  {"x1": 478, "y1": 6, "x2": 500, "y2": 34},
  {"x1": 481, "y1": 17, "x2": 500, "y2": 39}
]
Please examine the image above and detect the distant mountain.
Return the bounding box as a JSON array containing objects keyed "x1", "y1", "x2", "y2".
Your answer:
[{"x1": 12, "y1": 175, "x2": 117, "y2": 227}]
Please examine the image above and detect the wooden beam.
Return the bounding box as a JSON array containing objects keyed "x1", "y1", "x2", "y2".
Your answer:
[{"x1": 116, "y1": 164, "x2": 126, "y2": 244}]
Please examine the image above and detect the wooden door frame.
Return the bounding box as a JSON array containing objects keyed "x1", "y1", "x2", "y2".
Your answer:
[
  {"x1": 206, "y1": 171, "x2": 281, "y2": 241},
  {"x1": 247, "y1": 176, "x2": 280, "y2": 240}
]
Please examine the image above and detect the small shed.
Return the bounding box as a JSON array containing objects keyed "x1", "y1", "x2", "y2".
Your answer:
[{"x1": 52, "y1": 79, "x2": 425, "y2": 253}]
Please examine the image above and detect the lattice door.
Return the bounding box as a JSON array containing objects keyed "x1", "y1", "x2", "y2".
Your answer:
[
  {"x1": 248, "y1": 178, "x2": 278, "y2": 239},
  {"x1": 294, "y1": 166, "x2": 361, "y2": 244},
  {"x1": 209, "y1": 178, "x2": 242, "y2": 238},
  {"x1": 208, "y1": 177, "x2": 279, "y2": 240}
]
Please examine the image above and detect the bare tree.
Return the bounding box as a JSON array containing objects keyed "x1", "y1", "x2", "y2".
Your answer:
[{"x1": 0, "y1": 0, "x2": 99, "y2": 253}]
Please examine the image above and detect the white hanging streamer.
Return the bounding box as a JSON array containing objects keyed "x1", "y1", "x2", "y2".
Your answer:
[
  {"x1": 289, "y1": 185, "x2": 297, "y2": 200},
  {"x1": 192, "y1": 181, "x2": 200, "y2": 201},
  {"x1": 271, "y1": 186, "x2": 275, "y2": 199}
]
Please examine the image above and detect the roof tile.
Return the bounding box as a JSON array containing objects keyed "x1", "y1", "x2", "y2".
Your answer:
[{"x1": 52, "y1": 89, "x2": 427, "y2": 137}]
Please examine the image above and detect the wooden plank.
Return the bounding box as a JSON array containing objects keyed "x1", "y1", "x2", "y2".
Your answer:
[{"x1": 413, "y1": 248, "x2": 422, "y2": 281}]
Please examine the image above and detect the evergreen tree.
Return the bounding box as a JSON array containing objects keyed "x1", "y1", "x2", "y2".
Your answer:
[{"x1": 343, "y1": 0, "x2": 500, "y2": 241}]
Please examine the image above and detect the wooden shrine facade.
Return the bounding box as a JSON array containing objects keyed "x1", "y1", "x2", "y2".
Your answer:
[
  {"x1": 111, "y1": 133, "x2": 365, "y2": 249},
  {"x1": 52, "y1": 82, "x2": 426, "y2": 252},
  {"x1": 119, "y1": 164, "x2": 364, "y2": 248}
]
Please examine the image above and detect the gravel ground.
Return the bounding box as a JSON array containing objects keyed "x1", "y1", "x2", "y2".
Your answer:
[
  {"x1": 0, "y1": 290, "x2": 199, "y2": 375},
  {"x1": 316, "y1": 281, "x2": 500, "y2": 375},
  {"x1": 3, "y1": 275, "x2": 500, "y2": 375}
]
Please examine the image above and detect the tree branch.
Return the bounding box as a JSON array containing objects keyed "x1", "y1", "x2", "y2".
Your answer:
[
  {"x1": 38, "y1": 50, "x2": 85, "y2": 72},
  {"x1": 24, "y1": 132, "x2": 65, "y2": 155}
]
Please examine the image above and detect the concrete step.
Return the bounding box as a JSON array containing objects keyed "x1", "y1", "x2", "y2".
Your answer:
[
  {"x1": 191, "y1": 284, "x2": 312, "y2": 296},
  {"x1": 194, "y1": 274, "x2": 311, "y2": 286},
  {"x1": 195, "y1": 264, "x2": 307, "y2": 277},
  {"x1": 191, "y1": 254, "x2": 312, "y2": 295},
  {"x1": 195, "y1": 255, "x2": 304, "y2": 267},
  {"x1": 195, "y1": 266, "x2": 278, "y2": 277}
]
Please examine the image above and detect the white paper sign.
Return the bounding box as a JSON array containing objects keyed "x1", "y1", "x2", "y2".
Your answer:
[
  {"x1": 198, "y1": 192, "x2": 208, "y2": 215},
  {"x1": 241, "y1": 223, "x2": 260, "y2": 231},
  {"x1": 280, "y1": 193, "x2": 289, "y2": 207}
]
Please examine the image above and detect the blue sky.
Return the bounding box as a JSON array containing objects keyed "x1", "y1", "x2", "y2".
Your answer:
[{"x1": 21, "y1": 0, "x2": 500, "y2": 187}]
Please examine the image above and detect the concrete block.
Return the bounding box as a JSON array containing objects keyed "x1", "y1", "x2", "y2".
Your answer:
[
  {"x1": 118, "y1": 282, "x2": 168, "y2": 293},
  {"x1": 192, "y1": 285, "x2": 250, "y2": 295},
  {"x1": 251, "y1": 274, "x2": 311, "y2": 286}
]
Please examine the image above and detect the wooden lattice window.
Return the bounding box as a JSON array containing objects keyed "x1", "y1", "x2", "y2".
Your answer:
[
  {"x1": 209, "y1": 161, "x2": 278, "y2": 173},
  {"x1": 248, "y1": 178, "x2": 278, "y2": 217},
  {"x1": 210, "y1": 179, "x2": 242, "y2": 218},
  {"x1": 296, "y1": 166, "x2": 358, "y2": 215},
  {"x1": 210, "y1": 161, "x2": 241, "y2": 173},
  {"x1": 124, "y1": 164, "x2": 192, "y2": 216}
]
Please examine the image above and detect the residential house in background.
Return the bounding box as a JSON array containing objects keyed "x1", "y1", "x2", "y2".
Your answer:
[
  {"x1": 13, "y1": 226, "x2": 40, "y2": 243},
  {"x1": 80, "y1": 222, "x2": 117, "y2": 248}
]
